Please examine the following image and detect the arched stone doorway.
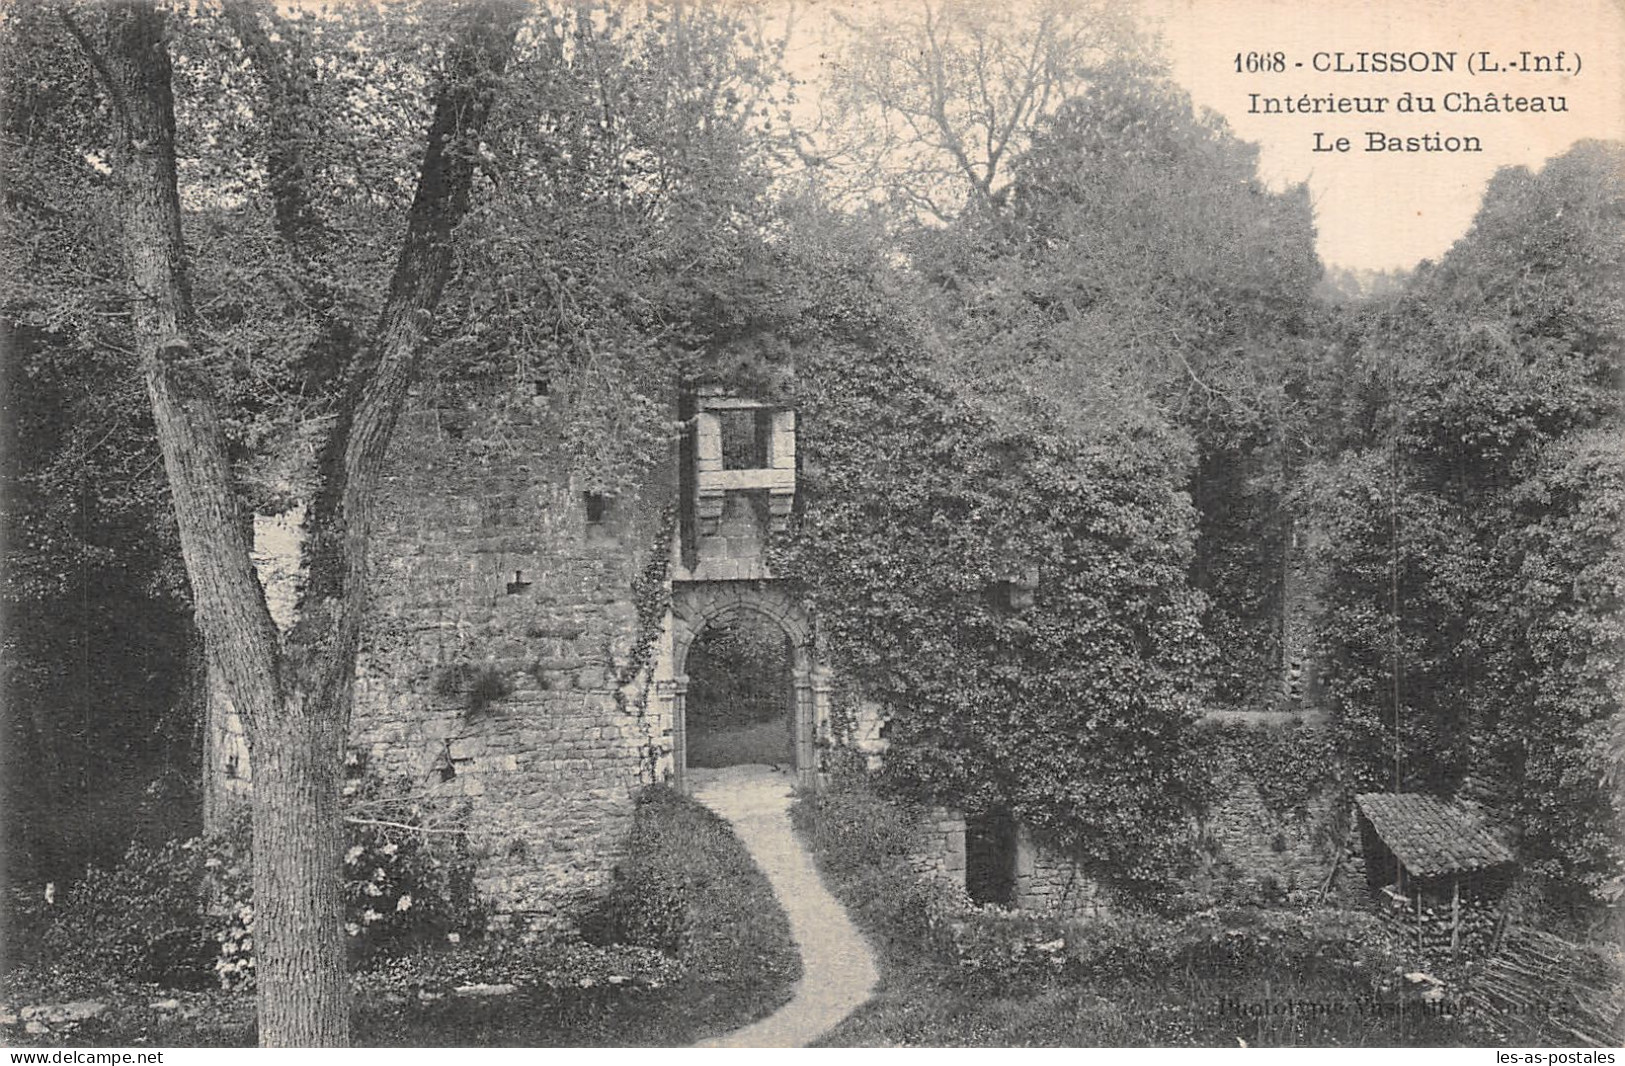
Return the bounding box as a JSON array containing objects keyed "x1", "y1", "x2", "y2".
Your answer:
[
  {"x1": 665, "y1": 582, "x2": 827, "y2": 790},
  {"x1": 685, "y1": 615, "x2": 793, "y2": 769}
]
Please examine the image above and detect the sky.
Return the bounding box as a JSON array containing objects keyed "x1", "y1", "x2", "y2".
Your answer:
[{"x1": 785, "y1": 0, "x2": 1624, "y2": 272}]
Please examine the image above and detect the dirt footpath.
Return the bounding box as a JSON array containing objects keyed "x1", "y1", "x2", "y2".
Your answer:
[{"x1": 689, "y1": 765, "x2": 879, "y2": 1048}]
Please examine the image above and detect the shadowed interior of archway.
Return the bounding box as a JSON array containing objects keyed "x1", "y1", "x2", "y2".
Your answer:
[{"x1": 685, "y1": 613, "x2": 793, "y2": 769}]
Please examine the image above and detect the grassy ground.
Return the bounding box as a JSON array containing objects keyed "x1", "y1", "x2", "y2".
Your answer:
[
  {"x1": 3, "y1": 788, "x2": 799, "y2": 1047},
  {"x1": 814, "y1": 962, "x2": 1471, "y2": 1047},
  {"x1": 792, "y1": 776, "x2": 1479, "y2": 1048}
]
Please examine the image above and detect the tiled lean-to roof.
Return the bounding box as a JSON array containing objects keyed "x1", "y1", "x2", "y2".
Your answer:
[{"x1": 1355, "y1": 792, "x2": 1516, "y2": 877}]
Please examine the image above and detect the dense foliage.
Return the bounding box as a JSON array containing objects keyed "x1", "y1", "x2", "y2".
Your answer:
[
  {"x1": 685, "y1": 616, "x2": 790, "y2": 732},
  {"x1": 1, "y1": 247, "x2": 196, "y2": 888},
  {"x1": 356, "y1": 786, "x2": 799, "y2": 1046},
  {"x1": 788, "y1": 767, "x2": 961, "y2": 958},
  {"x1": 1305, "y1": 141, "x2": 1624, "y2": 905},
  {"x1": 767, "y1": 71, "x2": 1330, "y2": 888},
  {"x1": 898, "y1": 69, "x2": 1323, "y2": 710},
  {"x1": 2, "y1": 339, "x2": 197, "y2": 888},
  {"x1": 791, "y1": 774, "x2": 1465, "y2": 1048},
  {"x1": 5, "y1": 787, "x2": 798, "y2": 1048},
  {"x1": 7, "y1": 779, "x2": 483, "y2": 996},
  {"x1": 769, "y1": 222, "x2": 1212, "y2": 886},
  {"x1": 578, "y1": 787, "x2": 800, "y2": 1015},
  {"x1": 1195, "y1": 721, "x2": 1341, "y2": 818}
]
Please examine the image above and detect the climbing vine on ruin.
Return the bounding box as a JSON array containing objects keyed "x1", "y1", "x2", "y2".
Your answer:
[
  {"x1": 769, "y1": 283, "x2": 1214, "y2": 890},
  {"x1": 621, "y1": 502, "x2": 678, "y2": 778},
  {"x1": 1195, "y1": 721, "x2": 1340, "y2": 818}
]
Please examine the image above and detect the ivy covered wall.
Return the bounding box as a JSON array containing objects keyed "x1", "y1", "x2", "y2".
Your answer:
[
  {"x1": 1194, "y1": 719, "x2": 1346, "y2": 905},
  {"x1": 772, "y1": 335, "x2": 1214, "y2": 894}
]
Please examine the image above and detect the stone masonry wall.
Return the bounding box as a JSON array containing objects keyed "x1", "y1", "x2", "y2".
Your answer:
[
  {"x1": 1198, "y1": 722, "x2": 1342, "y2": 906},
  {"x1": 847, "y1": 698, "x2": 889, "y2": 771},
  {"x1": 907, "y1": 807, "x2": 1109, "y2": 915},
  {"x1": 1014, "y1": 830, "x2": 1110, "y2": 916},
  {"x1": 202, "y1": 507, "x2": 307, "y2": 825},
  {"x1": 1280, "y1": 520, "x2": 1327, "y2": 707},
  {"x1": 346, "y1": 392, "x2": 677, "y2": 929},
  {"x1": 909, "y1": 806, "x2": 967, "y2": 884}
]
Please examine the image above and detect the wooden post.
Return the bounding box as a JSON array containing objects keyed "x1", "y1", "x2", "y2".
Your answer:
[
  {"x1": 1415, "y1": 883, "x2": 1423, "y2": 951},
  {"x1": 1451, "y1": 877, "x2": 1461, "y2": 958}
]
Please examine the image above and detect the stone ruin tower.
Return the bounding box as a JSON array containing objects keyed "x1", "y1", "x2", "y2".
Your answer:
[{"x1": 203, "y1": 384, "x2": 837, "y2": 926}]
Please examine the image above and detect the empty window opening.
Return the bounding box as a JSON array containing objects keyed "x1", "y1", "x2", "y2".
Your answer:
[
  {"x1": 584, "y1": 492, "x2": 611, "y2": 524},
  {"x1": 986, "y1": 568, "x2": 1039, "y2": 613},
  {"x1": 719, "y1": 409, "x2": 772, "y2": 470},
  {"x1": 966, "y1": 808, "x2": 1019, "y2": 906},
  {"x1": 685, "y1": 615, "x2": 792, "y2": 769}
]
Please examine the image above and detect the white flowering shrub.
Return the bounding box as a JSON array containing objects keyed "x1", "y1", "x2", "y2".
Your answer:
[
  {"x1": 25, "y1": 776, "x2": 485, "y2": 994},
  {"x1": 34, "y1": 838, "x2": 231, "y2": 990},
  {"x1": 211, "y1": 776, "x2": 488, "y2": 991},
  {"x1": 338, "y1": 780, "x2": 488, "y2": 965}
]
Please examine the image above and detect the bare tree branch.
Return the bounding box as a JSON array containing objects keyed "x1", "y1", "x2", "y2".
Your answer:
[{"x1": 822, "y1": 0, "x2": 1148, "y2": 223}]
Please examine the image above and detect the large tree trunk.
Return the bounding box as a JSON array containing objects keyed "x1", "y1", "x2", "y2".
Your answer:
[
  {"x1": 72, "y1": 0, "x2": 524, "y2": 1046},
  {"x1": 248, "y1": 697, "x2": 347, "y2": 1045},
  {"x1": 71, "y1": 0, "x2": 284, "y2": 743}
]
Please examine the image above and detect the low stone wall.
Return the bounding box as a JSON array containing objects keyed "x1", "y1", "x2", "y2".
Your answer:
[
  {"x1": 907, "y1": 805, "x2": 1109, "y2": 915},
  {"x1": 849, "y1": 715, "x2": 1343, "y2": 915},
  {"x1": 1014, "y1": 829, "x2": 1110, "y2": 916}
]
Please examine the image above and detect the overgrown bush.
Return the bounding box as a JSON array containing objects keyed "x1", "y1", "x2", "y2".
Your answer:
[
  {"x1": 17, "y1": 777, "x2": 485, "y2": 994},
  {"x1": 941, "y1": 908, "x2": 1075, "y2": 994},
  {"x1": 788, "y1": 770, "x2": 962, "y2": 961},
  {"x1": 35, "y1": 838, "x2": 227, "y2": 990},
  {"x1": 935, "y1": 899, "x2": 1401, "y2": 998},
  {"x1": 586, "y1": 785, "x2": 800, "y2": 988},
  {"x1": 775, "y1": 336, "x2": 1213, "y2": 893},
  {"x1": 590, "y1": 859, "x2": 690, "y2": 956},
  {"x1": 351, "y1": 784, "x2": 800, "y2": 1048},
  {"x1": 794, "y1": 771, "x2": 1404, "y2": 1002},
  {"x1": 339, "y1": 777, "x2": 488, "y2": 962}
]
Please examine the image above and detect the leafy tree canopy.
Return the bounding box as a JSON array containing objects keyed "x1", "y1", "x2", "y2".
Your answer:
[{"x1": 1305, "y1": 140, "x2": 1624, "y2": 905}]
